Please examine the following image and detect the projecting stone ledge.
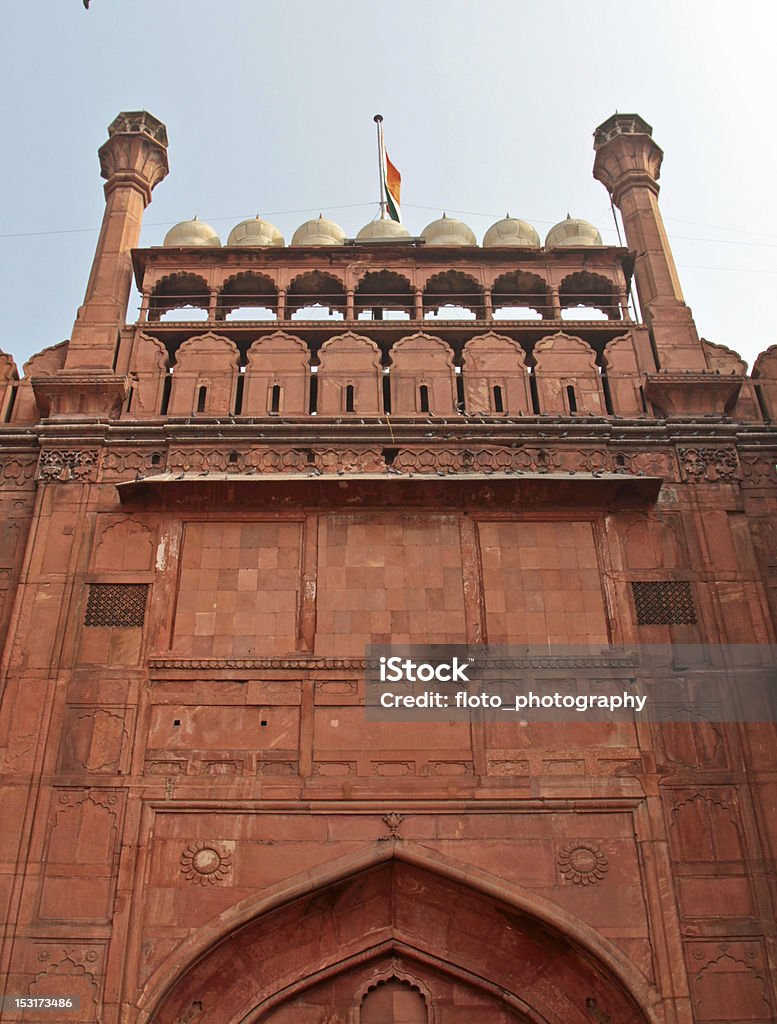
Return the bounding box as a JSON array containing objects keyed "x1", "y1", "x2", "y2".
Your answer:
[
  {"x1": 644, "y1": 371, "x2": 743, "y2": 416},
  {"x1": 31, "y1": 374, "x2": 128, "y2": 418}
]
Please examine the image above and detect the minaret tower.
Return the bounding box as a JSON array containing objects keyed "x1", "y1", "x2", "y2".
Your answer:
[
  {"x1": 593, "y1": 113, "x2": 742, "y2": 414},
  {"x1": 35, "y1": 112, "x2": 169, "y2": 416},
  {"x1": 592, "y1": 113, "x2": 702, "y2": 368}
]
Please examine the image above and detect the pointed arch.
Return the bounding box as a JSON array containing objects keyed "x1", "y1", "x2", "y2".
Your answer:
[
  {"x1": 462, "y1": 332, "x2": 531, "y2": 415},
  {"x1": 389, "y1": 332, "x2": 456, "y2": 416},
  {"x1": 287, "y1": 269, "x2": 347, "y2": 317},
  {"x1": 423, "y1": 270, "x2": 484, "y2": 319},
  {"x1": 243, "y1": 331, "x2": 310, "y2": 416},
  {"x1": 491, "y1": 270, "x2": 550, "y2": 319},
  {"x1": 167, "y1": 332, "x2": 240, "y2": 416},
  {"x1": 218, "y1": 270, "x2": 278, "y2": 319},
  {"x1": 356, "y1": 270, "x2": 413, "y2": 319},
  {"x1": 149, "y1": 272, "x2": 210, "y2": 321},
  {"x1": 138, "y1": 844, "x2": 659, "y2": 1024},
  {"x1": 559, "y1": 271, "x2": 617, "y2": 320},
  {"x1": 317, "y1": 331, "x2": 383, "y2": 415},
  {"x1": 533, "y1": 332, "x2": 605, "y2": 415}
]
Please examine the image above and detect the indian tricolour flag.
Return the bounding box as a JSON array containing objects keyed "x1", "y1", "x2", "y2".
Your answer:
[{"x1": 380, "y1": 142, "x2": 402, "y2": 223}]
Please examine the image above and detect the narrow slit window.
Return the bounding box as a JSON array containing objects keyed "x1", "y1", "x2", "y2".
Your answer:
[
  {"x1": 344, "y1": 384, "x2": 355, "y2": 413},
  {"x1": 493, "y1": 384, "x2": 504, "y2": 413},
  {"x1": 196, "y1": 385, "x2": 207, "y2": 413},
  {"x1": 160, "y1": 373, "x2": 172, "y2": 415},
  {"x1": 419, "y1": 384, "x2": 430, "y2": 413},
  {"x1": 566, "y1": 384, "x2": 577, "y2": 413},
  {"x1": 270, "y1": 383, "x2": 281, "y2": 414}
]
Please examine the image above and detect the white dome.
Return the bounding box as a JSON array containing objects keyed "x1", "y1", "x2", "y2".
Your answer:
[
  {"x1": 421, "y1": 213, "x2": 477, "y2": 246},
  {"x1": 356, "y1": 218, "x2": 411, "y2": 241},
  {"x1": 291, "y1": 214, "x2": 346, "y2": 246},
  {"x1": 227, "y1": 216, "x2": 284, "y2": 247},
  {"x1": 483, "y1": 215, "x2": 540, "y2": 247},
  {"x1": 163, "y1": 217, "x2": 221, "y2": 247},
  {"x1": 545, "y1": 215, "x2": 603, "y2": 247}
]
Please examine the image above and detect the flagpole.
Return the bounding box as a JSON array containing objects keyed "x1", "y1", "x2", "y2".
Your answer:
[{"x1": 373, "y1": 114, "x2": 388, "y2": 221}]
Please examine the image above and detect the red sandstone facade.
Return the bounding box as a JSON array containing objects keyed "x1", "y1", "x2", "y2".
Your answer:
[{"x1": 0, "y1": 111, "x2": 776, "y2": 1023}]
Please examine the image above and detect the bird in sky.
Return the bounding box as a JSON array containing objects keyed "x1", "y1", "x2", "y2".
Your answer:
[{"x1": 83, "y1": 0, "x2": 90, "y2": 8}]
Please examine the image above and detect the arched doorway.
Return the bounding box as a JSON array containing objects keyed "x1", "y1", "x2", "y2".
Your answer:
[{"x1": 143, "y1": 855, "x2": 655, "y2": 1024}]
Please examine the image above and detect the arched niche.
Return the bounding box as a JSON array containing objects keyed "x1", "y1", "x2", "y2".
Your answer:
[
  {"x1": 11, "y1": 340, "x2": 68, "y2": 425},
  {"x1": 149, "y1": 273, "x2": 210, "y2": 321},
  {"x1": 125, "y1": 333, "x2": 169, "y2": 418},
  {"x1": 356, "y1": 270, "x2": 413, "y2": 320},
  {"x1": 423, "y1": 270, "x2": 484, "y2": 320},
  {"x1": 287, "y1": 270, "x2": 346, "y2": 319},
  {"x1": 317, "y1": 332, "x2": 383, "y2": 415},
  {"x1": 603, "y1": 335, "x2": 645, "y2": 417},
  {"x1": 218, "y1": 271, "x2": 278, "y2": 320},
  {"x1": 533, "y1": 333, "x2": 605, "y2": 415},
  {"x1": 389, "y1": 333, "x2": 456, "y2": 416},
  {"x1": 461, "y1": 333, "x2": 531, "y2": 415},
  {"x1": 559, "y1": 271, "x2": 617, "y2": 320},
  {"x1": 243, "y1": 331, "x2": 310, "y2": 416},
  {"x1": 702, "y1": 339, "x2": 759, "y2": 421},
  {"x1": 141, "y1": 850, "x2": 656, "y2": 1024},
  {"x1": 491, "y1": 270, "x2": 550, "y2": 320},
  {"x1": 752, "y1": 344, "x2": 777, "y2": 420},
  {"x1": 167, "y1": 333, "x2": 240, "y2": 416}
]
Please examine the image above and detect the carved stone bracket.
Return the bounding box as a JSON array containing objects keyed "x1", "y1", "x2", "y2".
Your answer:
[
  {"x1": 32, "y1": 374, "x2": 128, "y2": 419},
  {"x1": 644, "y1": 372, "x2": 742, "y2": 417}
]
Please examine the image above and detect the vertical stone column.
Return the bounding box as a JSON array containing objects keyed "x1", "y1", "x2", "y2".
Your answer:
[
  {"x1": 64, "y1": 112, "x2": 169, "y2": 373},
  {"x1": 593, "y1": 113, "x2": 705, "y2": 370}
]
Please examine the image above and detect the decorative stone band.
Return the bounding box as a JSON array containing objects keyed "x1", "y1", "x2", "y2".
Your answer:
[
  {"x1": 103, "y1": 444, "x2": 674, "y2": 480},
  {"x1": 147, "y1": 654, "x2": 638, "y2": 672}
]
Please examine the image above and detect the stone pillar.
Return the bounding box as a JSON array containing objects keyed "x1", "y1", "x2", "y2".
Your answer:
[
  {"x1": 277, "y1": 288, "x2": 287, "y2": 321},
  {"x1": 414, "y1": 288, "x2": 424, "y2": 320},
  {"x1": 483, "y1": 287, "x2": 493, "y2": 321},
  {"x1": 593, "y1": 113, "x2": 705, "y2": 370},
  {"x1": 346, "y1": 288, "x2": 355, "y2": 321},
  {"x1": 549, "y1": 286, "x2": 561, "y2": 320},
  {"x1": 64, "y1": 111, "x2": 169, "y2": 373}
]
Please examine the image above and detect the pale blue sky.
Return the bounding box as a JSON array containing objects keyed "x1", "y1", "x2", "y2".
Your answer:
[{"x1": 2, "y1": 0, "x2": 776, "y2": 368}]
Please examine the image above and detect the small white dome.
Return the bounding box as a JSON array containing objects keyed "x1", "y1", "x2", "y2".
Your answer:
[
  {"x1": 483, "y1": 215, "x2": 540, "y2": 247},
  {"x1": 163, "y1": 217, "x2": 221, "y2": 247},
  {"x1": 291, "y1": 213, "x2": 346, "y2": 246},
  {"x1": 421, "y1": 213, "x2": 477, "y2": 246},
  {"x1": 545, "y1": 215, "x2": 603, "y2": 247},
  {"x1": 356, "y1": 218, "x2": 411, "y2": 241},
  {"x1": 227, "y1": 216, "x2": 284, "y2": 247}
]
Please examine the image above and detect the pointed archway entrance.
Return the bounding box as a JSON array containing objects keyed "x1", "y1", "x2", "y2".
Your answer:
[{"x1": 144, "y1": 855, "x2": 655, "y2": 1024}]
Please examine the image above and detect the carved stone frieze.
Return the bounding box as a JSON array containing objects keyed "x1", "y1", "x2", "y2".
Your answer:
[
  {"x1": 38, "y1": 448, "x2": 100, "y2": 483},
  {"x1": 740, "y1": 453, "x2": 777, "y2": 486},
  {"x1": 102, "y1": 449, "x2": 166, "y2": 478},
  {"x1": 0, "y1": 456, "x2": 37, "y2": 488},
  {"x1": 678, "y1": 446, "x2": 740, "y2": 483},
  {"x1": 119, "y1": 443, "x2": 678, "y2": 480}
]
